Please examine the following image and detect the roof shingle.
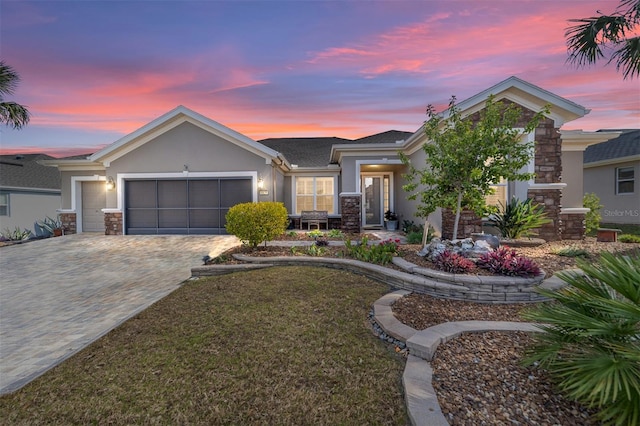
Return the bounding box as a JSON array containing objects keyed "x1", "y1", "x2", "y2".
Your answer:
[{"x1": 0, "y1": 154, "x2": 61, "y2": 190}]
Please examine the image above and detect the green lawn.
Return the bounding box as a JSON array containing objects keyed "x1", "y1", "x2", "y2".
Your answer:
[{"x1": 0, "y1": 267, "x2": 407, "y2": 425}]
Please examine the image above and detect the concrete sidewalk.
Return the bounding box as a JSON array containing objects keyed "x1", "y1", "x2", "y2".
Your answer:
[{"x1": 0, "y1": 233, "x2": 239, "y2": 394}]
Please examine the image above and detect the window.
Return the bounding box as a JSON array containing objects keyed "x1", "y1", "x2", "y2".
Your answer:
[
  {"x1": 486, "y1": 178, "x2": 508, "y2": 208},
  {"x1": 0, "y1": 193, "x2": 8, "y2": 216},
  {"x1": 616, "y1": 167, "x2": 635, "y2": 194},
  {"x1": 295, "y1": 177, "x2": 335, "y2": 214}
]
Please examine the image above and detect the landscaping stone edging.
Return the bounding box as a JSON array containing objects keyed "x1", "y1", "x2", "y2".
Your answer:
[
  {"x1": 373, "y1": 290, "x2": 544, "y2": 426},
  {"x1": 192, "y1": 255, "x2": 565, "y2": 303}
]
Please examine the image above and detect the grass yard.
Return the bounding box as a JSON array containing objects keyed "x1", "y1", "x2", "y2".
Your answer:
[{"x1": 0, "y1": 267, "x2": 407, "y2": 425}]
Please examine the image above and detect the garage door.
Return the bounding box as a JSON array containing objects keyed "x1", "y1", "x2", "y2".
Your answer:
[{"x1": 125, "y1": 178, "x2": 252, "y2": 235}]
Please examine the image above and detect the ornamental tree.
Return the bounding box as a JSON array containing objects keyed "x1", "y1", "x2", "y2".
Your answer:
[{"x1": 400, "y1": 95, "x2": 549, "y2": 240}]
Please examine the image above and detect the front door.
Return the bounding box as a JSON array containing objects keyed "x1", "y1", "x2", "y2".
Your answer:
[
  {"x1": 82, "y1": 181, "x2": 106, "y2": 232},
  {"x1": 362, "y1": 176, "x2": 383, "y2": 227}
]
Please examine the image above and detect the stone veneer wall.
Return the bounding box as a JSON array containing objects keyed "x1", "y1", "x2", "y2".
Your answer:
[
  {"x1": 59, "y1": 212, "x2": 77, "y2": 235},
  {"x1": 528, "y1": 116, "x2": 564, "y2": 241},
  {"x1": 527, "y1": 188, "x2": 562, "y2": 241},
  {"x1": 441, "y1": 208, "x2": 482, "y2": 240},
  {"x1": 340, "y1": 194, "x2": 361, "y2": 234},
  {"x1": 104, "y1": 212, "x2": 123, "y2": 235},
  {"x1": 560, "y1": 213, "x2": 586, "y2": 240}
]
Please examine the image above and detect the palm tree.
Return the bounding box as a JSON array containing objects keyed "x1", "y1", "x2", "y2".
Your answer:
[
  {"x1": 566, "y1": 0, "x2": 640, "y2": 79},
  {"x1": 523, "y1": 252, "x2": 640, "y2": 425},
  {"x1": 0, "y1": 61, "x2": 30, "y2": 129}
]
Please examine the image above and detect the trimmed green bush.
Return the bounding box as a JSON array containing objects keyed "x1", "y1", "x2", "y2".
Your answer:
[
  {"x1": 487, "y1": 197, "x2": 550, "y2": 239},
  {"x1": 225, "y1": 202, "x2": 289, "y2": 248},
  {"x1": 619, "y1": 234, "x2": 640, "y2": 243},
  {"x1": 583, "y1": 193, "x2": 603, "y2": 235},
  {"x1": 523, "y1": 252, "x2": 640, "y2": 425}
]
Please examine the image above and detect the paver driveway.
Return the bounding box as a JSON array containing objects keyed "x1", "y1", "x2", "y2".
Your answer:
[{"x1": 0, "y1": 233, "x2": 239, "y2": 394}]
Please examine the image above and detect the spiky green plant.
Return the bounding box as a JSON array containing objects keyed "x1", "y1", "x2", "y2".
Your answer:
[
  {"x1": 487, "y1": 197, "x2": 551, "y2": 239},
  {"x1": 523, "y1": 252, "x2": 640, "y2": 425}
]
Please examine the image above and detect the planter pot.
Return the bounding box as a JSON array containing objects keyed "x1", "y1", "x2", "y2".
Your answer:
[
  {"x1": 385, "y1": 220, "x2": 399, "y2": 231},
  {"x1": 53, "y1": 228, "x2": 63, "y2": 237}
]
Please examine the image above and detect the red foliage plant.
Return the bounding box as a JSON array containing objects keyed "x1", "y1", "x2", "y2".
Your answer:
[{"x1": 476, "y1": 247, "x2": 541, "y2": 277}]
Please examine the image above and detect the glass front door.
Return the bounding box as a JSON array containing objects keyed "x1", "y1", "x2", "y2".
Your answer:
[{"x1": 362, "y1": 176, "x2": 383, "y2": 227}]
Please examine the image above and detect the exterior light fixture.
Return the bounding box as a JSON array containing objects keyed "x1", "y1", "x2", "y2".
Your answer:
[
  {"x1": 258, "y1": 177, "x2": 265, "y2": 189},
  {"x1": 106, "y1": 176, "x2": 115, "y2": 191}
]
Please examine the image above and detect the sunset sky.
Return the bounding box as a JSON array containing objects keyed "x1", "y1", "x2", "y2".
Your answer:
[{"x1": 1, "y1": 0, "x2": 639, "y2": 157}]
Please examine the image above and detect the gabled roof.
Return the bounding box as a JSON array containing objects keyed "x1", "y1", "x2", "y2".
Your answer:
[
  {"x1": 0, "y1": 154, "x2": 61, "y2": 191},
  {"x1": 402, "y1": 76, "x2": 591, "y2": 153},
  {"x1": 453, "y1": 76, "x2": 589, "y2": 122},
  {"x1": 353, "y1": 130, "x2": 413, "y2": 144},
  {"x1": 584, "y1": 129, "x2": 640, "y2": 164},
  {"x1": 43, "y1": 106, "x2": 288, "y2": 170},
  {"x1": 260, "y1": 137, "x2": 350, "y2": 168},
  {"x1": 260, "y1": 131, "x2": 413, "y2": 168},
  {"x1": 88, "y1": 105, "x2": 284, "y2": 166}
]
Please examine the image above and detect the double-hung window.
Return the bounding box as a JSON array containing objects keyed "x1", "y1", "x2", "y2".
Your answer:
[
  {"x1": 616, "y1": 167, "x2": 635, "y2": 194},
  {"x1": 295, "y1": 177, "x2": 335, "y2": 214},
  {"x1": 0, "y1": 192, "x2": 9, "y2": 216}
]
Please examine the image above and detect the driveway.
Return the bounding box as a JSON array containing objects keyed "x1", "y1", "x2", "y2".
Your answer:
[{"x1": 0, "y1": 233, "x2": 239, "y2": 394}]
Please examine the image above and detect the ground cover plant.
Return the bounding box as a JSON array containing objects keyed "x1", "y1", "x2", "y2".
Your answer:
[{"x1": 0, "y1": 267, "x2": 406, "y2": 425}]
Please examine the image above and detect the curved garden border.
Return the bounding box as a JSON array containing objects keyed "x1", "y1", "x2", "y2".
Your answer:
[
  {"x1": 192, "y1": 255, "x2": 569, "y2": 303},
  {"x1": 373, "y1": 290, "x2": 543, "y2": 426}
]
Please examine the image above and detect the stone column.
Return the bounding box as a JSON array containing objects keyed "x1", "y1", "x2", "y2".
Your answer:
[
  {"x1": 527, "y1": 119, "x2": 564, "y2": 241},
  {"x1": 441, "y1": 208, "x2": 482, "y2": 240},
  {"x1": 560, "y1": 208, "x2": 589, "y2": 240},
  {"x1": 340, "y1": 193, "x2": 361, "y2": 234},
  {"x1": 104, "y1": 211, "x2": 123, "y2": 235},
  {"x1": 59, "y1": 212, "x2": 77, "y2": 234}
]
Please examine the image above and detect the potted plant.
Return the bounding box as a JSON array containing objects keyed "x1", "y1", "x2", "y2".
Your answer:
[
  {"x1": 384, "y1": 210, "x2": 399, "y2": 231},
  {"x1": 38, "y1": 216, "x2": 64, "y2": 237}
]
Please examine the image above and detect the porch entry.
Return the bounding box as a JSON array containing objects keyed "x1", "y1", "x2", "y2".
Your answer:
[{"x1": 361, "y1": 174, "x2": 390, "y2": 228}]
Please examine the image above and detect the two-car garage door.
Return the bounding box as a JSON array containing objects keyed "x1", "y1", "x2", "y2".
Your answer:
[{"x1": 125, "y1": 178, "x2": 252, "y2": 235}]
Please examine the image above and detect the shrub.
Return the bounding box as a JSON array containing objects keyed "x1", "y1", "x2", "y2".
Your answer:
[
  {"x1": 306, "y1": 244, "x2": 327, "y2": 256},
  {"x1": 487, "y1": 197, "x2": 550, "y2": 239},
  {"x1": 327, "y1": 229, "x2": 344, "y2": 238},
  {"x1": 344, "y1": 237, "x2": 399, "y2": 265},
  {"x1": 583, "y1": 192, "x2": 603, "y2": 235},
  {"x1": 432, "y1": 250, "x2": 476, "y2": 274},
  {"x1": 476, "y1": 247, "x2": 541, "y2": 277},
  {"x1": 523, "y1": 252, "x2": 640, "y2": 426},
  {"x1": 402, "y1": 220, "x2": 422, "y2": 234},
  {"x1": 225, "y1": 202, "x2": 289, "y2": 248},
  {"x1": 307, "y1": 229, "x2": 324, "y2": 239},
  {"x1": 619, "y1": 234, "x2": 640, "y2": 243},
  {"x1": 1, "y1": 227, "x2": 32, "y2": 241},
  {"x1": 553, "y1": 246, "x2": 590, "y2": 258},
  {"x1": 406, "y1": 231, "x2": 423, "y2": 244}
]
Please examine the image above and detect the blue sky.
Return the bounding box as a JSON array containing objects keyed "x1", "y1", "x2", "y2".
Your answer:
[{"x1": 1, "y1": 0, "x2": 638, "y2": 157}]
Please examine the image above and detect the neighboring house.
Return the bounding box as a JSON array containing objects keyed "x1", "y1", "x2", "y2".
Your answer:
[
  {"x1": 42, "y1": 76, "x2": 619, "y2": 241},
  {"x1": 0, "y1": 154, "x2": 61, "y2": 234},
  {"x1": 584, "y1": 130, "x2": 640, "y2": 225}
]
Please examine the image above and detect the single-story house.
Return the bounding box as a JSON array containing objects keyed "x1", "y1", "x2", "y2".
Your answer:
[
  {"x1": 584, "y1": 129, "x2": 640, "y2": 225},
  {"x1": 0, "y1": 153, "x2": 62, "y2": 233},
  {"x1": 42, "y1": 76, "x2": 620, "y2": 241}
]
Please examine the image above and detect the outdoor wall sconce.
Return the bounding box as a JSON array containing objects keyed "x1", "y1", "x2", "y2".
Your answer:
[
  {"x1": 257, "y1": 177, "x2": 265, "y2": 189},
  {"x1": 106, "y1": 176, "x2": 115, "y2": 191}
]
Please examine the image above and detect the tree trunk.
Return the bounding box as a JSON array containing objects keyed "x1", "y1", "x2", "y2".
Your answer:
[{"x1": 452, "y1": 191, "x2": 463, "y2": 240}]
